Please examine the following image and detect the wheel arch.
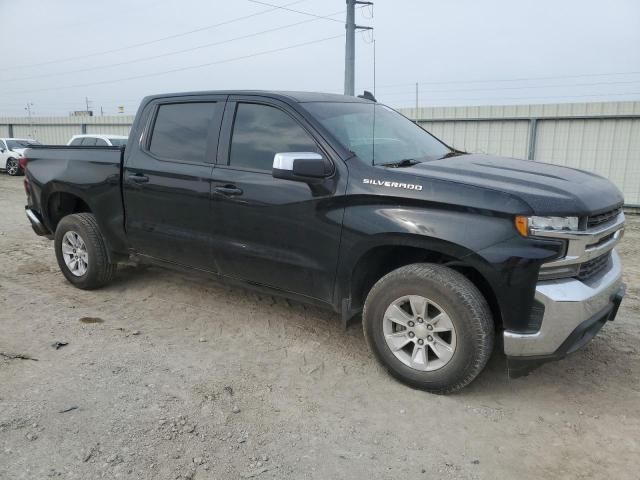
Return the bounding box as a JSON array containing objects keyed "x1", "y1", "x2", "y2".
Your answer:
[
  {"x1": 45, "y1": 189, "x2": 93, "y2": 232},
  {"x1": 336, "y1": 234, "x2": 503, "y2": 331}
]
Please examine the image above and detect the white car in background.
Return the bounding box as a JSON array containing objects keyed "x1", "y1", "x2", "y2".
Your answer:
[
  {"x1": 0, "y1": 138, "x2": 41, "y2": 176},
  {"x1": 67, "y1": 134, "x2": 128, "y2": 147}
]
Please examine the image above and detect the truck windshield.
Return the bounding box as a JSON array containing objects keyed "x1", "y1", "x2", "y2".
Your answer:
[{"x1": 304, "y1": 102, "x2": 451, "y2": 165}]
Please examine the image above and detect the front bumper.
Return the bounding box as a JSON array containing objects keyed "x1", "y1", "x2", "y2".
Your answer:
[{"x1": 504, "y1": 249, "x2": 625, "y2": 376}]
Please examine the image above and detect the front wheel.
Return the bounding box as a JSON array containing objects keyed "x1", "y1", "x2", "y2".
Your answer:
[
  {"x1": 54, "y1": 213, "x2": 116, "y2": 289},
  {"x1": 6, "y1": 158, "x2": 21, "y2": 176},
  {"x1": 363, "y1": 263, "x2": 494, "y2": 394}
]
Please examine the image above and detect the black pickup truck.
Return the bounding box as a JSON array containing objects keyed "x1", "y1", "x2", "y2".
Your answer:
[{"x1": 23, "y1": 91, "x2": 626, "y2": 393}]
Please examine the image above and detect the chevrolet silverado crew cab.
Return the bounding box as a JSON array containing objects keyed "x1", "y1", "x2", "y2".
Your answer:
[{"x1": 22, "y1": 91, "x2": 626, "y2": 393}]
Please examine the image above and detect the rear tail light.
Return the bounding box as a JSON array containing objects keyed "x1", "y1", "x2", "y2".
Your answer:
[{"x1": 21, "y1": 156, "x2": 30, "y2": 194}]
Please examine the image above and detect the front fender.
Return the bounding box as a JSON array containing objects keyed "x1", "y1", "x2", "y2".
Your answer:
[{"x1": 335, "y1": 204, "x2": 564, "y2": 332}]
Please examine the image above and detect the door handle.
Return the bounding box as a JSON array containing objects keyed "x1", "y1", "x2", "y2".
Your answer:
[
  {"x1": 128, "y1": 173, "x2": 149, "y2": 184},
  {"x1": 214, "y1": 185, "x2": 243, "y2": 196}
]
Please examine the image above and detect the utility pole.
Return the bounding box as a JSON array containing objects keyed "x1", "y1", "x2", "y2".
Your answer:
[
  {"x1": 415, "y1": 82, "x2": 419, "y2": 122},
  {"x1": 85, "y1": 97, "x2": 92, "y2": 114},
  {"x1": 344, "y1": 0, "x2": 373, "y2": 96},
  {"x1": 25, "y1": 102, "x2": 35, "y2": 138}
]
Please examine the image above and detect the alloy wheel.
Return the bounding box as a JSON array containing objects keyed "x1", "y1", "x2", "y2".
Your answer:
[
  {"x1": 382, "y1": 295, "x2": 457, "y2": 371},
  {"x1": 61, "y1": 231, "x2": 89, "y2": 276}
]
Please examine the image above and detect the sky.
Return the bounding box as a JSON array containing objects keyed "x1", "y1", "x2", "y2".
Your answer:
[{"x1": 0, "y1": 0, "x2": 639, "y2": 116}]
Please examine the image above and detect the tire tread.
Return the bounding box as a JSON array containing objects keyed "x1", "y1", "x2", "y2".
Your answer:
[
  {"x1": 55, "y1": 213, "x2": 115, "y2": 289},
  {"x1": 363, "y1": 263, "x2": 494, "y2": 394}
]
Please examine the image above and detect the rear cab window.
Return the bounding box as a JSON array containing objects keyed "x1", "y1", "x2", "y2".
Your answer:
[{"x1": 149, "y1": 102, "x2": 222, "y2": 163}]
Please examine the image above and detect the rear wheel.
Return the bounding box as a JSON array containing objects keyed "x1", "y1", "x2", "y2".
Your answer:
[
  {"x1": 54, "y1": 213, "x2": 116, "y2": 289},
  {"x1": 363, "y1": 263, "x2": 494, "y2": 394},
  {"x1": 6, "y1": 158, "x2": 21, "y2": 176}
]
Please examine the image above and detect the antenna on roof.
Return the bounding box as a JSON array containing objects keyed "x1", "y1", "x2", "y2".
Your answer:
[{"x1": 358, "y1": 90, "x2": 377, "y2": 102}]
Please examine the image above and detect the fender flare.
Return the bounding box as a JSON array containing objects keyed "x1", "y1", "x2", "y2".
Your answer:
[
  {"x1": 334, "y1": 232, "x2": 503, "y2": 327},
  {"x1": 41, "y1": 183, "x2": 94, "y2": 231}
]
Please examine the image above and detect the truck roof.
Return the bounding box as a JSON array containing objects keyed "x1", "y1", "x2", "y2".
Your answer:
[{"x1": 142, "y1": 90, "x2": 373, "y2": 104}]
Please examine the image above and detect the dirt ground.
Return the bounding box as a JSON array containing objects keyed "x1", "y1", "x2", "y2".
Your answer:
[{"x1": 0, "y1": 174, "x2": 638, "y2": 480}]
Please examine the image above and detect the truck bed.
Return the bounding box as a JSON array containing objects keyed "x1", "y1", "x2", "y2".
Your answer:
[{"x1": 24, "y1": 145, "x2": 128, "y2": 254}]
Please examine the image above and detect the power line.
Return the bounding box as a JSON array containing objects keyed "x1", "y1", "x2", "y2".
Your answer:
[
  {"x1": 39, "y1": 0, "x2": 163, "y2": 31},
  {"x1": 1, "y1": 10, "x2": 345, "y2": 84},
  {"x1": 7, "y1": 0, "x2": 307, "y2": 70},
  {"x1": 370, "y1": 78, "x2": 640, "y2": 97},
  {"x1": 6, "y1": 35, "x2": 344, "y2": 95},
  {"x1": 380, "y1": 90, "x2": 640, "y2": 106},
  {"x1": 366, "y1": 70, "x2": 640, "y2": 90},
  {"x1": 247, "y1": 0, "x2": 344, "y2": 23}
]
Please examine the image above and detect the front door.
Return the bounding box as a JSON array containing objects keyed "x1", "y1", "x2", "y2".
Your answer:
[
  {"x1": 210, "y1": 98, "x2": 347, "y2": 303},
  {"x1": 123, "y1": 96, "x2": 225, "y2": 271}
]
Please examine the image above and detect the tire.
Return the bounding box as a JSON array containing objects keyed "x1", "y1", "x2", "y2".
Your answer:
[
  {"x1": 6, "y1": 158, "x2": 21, "y2": 176},
  {"x1": 363, "y1": 263, "x2": 494, "y2": 394},
  {"x1": 54, "y1": 213, "x2": 116, "y2": 289}
]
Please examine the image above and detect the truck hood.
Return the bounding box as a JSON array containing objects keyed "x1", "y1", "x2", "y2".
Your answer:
[{"x1": 404, "y1": 154, "x2": 624, "y2": 216}]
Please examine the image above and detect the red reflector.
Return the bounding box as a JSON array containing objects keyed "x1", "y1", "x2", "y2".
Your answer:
[{"x1": 18, "y1": 157, "x2": 27, "y2": 170}]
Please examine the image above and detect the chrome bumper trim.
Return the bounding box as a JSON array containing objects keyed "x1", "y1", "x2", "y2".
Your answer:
[
  {"x1": 504, "y1": 249, "x2": 623, "y2": 357},
  {"x1": 25, "y1": 207, "x2": 51, "y2": 236},
  {"x1": 534, "y1": 213, "x2": 625, "y2": 269}
]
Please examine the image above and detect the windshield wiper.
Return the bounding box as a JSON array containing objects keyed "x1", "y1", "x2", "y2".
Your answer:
[
  {"x1": 439, "y1": 150, "x2": 465, "y2": 159},
  {"x1": 379, "y1": 158, "x2": 422, "y2": 168}
]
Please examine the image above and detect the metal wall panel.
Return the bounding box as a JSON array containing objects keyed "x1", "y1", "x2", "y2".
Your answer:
[
  {"x1": 403, "y1": 101, "x2": 640, "y2": 206},
  {"x1": 1, "y1": 102, "x2": 639, "y2": 204},
  {"x1": 534, "y1": 118, "x2": 640, "y2": 205},
  {"x1": 12, "y1": 125, "x2": 79, "y2": 145},
  {"x1": 420, "y1": 120, "x2": 530, "y2": 158},
  {"x1": 86, "y1": 124, "x2": 132, "y2": 136}
]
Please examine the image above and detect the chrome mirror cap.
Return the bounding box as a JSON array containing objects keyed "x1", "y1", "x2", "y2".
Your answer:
[{"x1": 273, "y1": 152, "x2": 322, "y2": 171}]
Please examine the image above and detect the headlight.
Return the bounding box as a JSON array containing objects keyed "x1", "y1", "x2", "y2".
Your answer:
[{"x1": 514, "y1": 215, "x2": 579, "y2": 236}]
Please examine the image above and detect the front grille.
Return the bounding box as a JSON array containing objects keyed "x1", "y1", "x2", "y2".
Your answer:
[
  {"x1": 587, "y1": 208, "x2": 621, "y2": 229},
  {"x1": 577, "y1": 252, "x2": 611, "y2": 281}
]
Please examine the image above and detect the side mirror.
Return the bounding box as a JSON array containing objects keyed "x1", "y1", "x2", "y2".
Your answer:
[
  {"x1": 0, "y1": 148, "x2": 4, "y2": 153},
  {"x1": 272, "y1": 152, "x2": 332, "y2": 182}
]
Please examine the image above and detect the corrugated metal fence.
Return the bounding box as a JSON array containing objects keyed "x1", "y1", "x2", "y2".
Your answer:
[
  {"x1": 1, "y1": 101, "x2": 639, "y2": 205},
  {"x1": 399, "y1": 101, "x2": 640, "y2": 206},
  {"x1": 0, "y1": 115, "x2": 133, "y2": 145}
]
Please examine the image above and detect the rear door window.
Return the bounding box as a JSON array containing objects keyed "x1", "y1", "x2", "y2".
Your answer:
[
  {"x1": 94, "y1": 138, "x2": 108, "y2": 146},
  {"x1": 228, "y1": 103, "x2": 319, "y2": 172},
  {"x1": 149, "y1": 102, "x2": 221, "y2": 163},
  {"x1": 81, "y1": 137, "x2": 97, "y2": 146}
]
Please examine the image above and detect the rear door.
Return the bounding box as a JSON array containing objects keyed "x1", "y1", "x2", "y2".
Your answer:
[
  {"x1": 210, "y1": 96, "x2": 347, "y2": 302},
  {"x1": 123, "y1": 95, "x2": 226, "y2": 271}
]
